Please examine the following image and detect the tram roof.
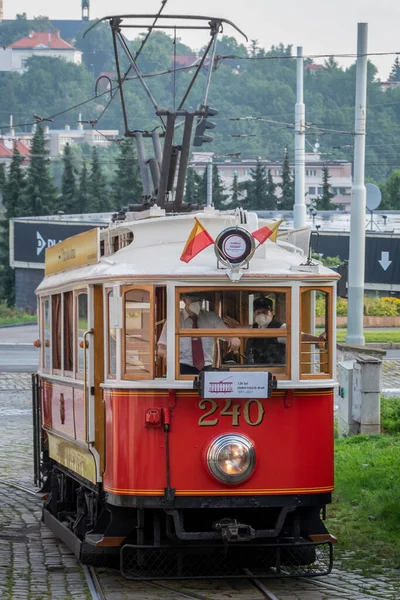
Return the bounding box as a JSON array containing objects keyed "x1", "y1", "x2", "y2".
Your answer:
[{"x1": 36, "y1": 209, "x2": 339, "y2": 293}]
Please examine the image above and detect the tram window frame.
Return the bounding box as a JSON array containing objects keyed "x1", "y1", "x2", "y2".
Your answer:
[
  {"x1": 174, "y1": 287, "x2": 291, "y2": 381},
  {"x1": 75, "y1": 290, "x2": 89, "y2": 379},
  {"x1": 106, "y1": 287, "x2": 116, "y2": 380},
  {"x1": 122, "y1": 285, "x2": 155, "y2": 380},
  {"x1": 63, "y1": 291, "x2": 74, "y2": 375},
  {"x1": 299, "y1": 286, "x2": 332, "y2": 380},
  {"x1": 51, "y1": 294, "x2": 62, "y2": 374},
  {"x1": 41, "y1": 296, "x2": 51, "y2": 373}
]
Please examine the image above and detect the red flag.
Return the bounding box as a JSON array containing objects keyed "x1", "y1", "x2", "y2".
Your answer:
[
  {"x1": 252, "y1": 219, "x2": 284, "y2": 244},
  {"x1": 180, "y1": 217, "x2": 214, "y2": 263}
]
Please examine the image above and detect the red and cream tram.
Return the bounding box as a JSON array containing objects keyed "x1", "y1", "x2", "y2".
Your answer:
[{"x1": 33, "y1": 207, "x2": 337, "y2": 579}]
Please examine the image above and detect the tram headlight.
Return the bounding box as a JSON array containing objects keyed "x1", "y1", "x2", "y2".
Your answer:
[{"x1": 206, "y1": 434, "x2": 255, "y2": 484}]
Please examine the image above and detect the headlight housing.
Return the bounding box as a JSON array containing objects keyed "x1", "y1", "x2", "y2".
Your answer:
[{"x1": 206, "y1": 434, "x2": 256, "y2": 484}]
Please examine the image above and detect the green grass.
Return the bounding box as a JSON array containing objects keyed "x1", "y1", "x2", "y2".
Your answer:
[
  {"x1": 0, "y1": 314, "x2": 36, "y2": 326},
  {"x1": 328, "y1": 398, "x2": 400, "y2": 573},
  {"x1": 336, "y1": 329, "x2": 400, "y2": 344}
]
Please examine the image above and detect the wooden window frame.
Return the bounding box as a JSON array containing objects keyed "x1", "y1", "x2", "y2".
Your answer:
[
  {"x1": 41, "y1": 296, "x2": 51, "y2": 373},
  {"x1": 175, "y1": 286, "x2": 291, "y2": 381},
  {"x1": 122, "y1": 285, "x2": 155, "y2": 380},
  {"x1": 105, "y1": 287, "x2": 116, "y2": 380},
  {"x1": 63, "y1": 290, "x2": 74, "y2": 377},
  {"x1": 51, "y1": 293, "x2": 62, "y2": 376},
  {"x1": 75, "y1": 289, "x2": 89, "y2": 380},
  {"x1": 299, "y1": 286, "x2": 333, "y2": 380}
]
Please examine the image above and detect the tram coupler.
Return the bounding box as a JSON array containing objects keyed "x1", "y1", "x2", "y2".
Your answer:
[{"x1": 214, "y1": 518, "x2": 255, "y2": 543}]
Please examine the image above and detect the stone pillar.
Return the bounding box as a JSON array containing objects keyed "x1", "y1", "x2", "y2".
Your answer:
[{"x1": 352, "y1": 355, "x2": 382, "y2": 434}]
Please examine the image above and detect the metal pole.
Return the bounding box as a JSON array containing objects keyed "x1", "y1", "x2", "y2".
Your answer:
[
  {"x1": 346, "y1": 23, "x2": 368, "y2": 346},
  {"x1": 207, "y1": 162, "x2": 213, "y2": 206},
  {"x1": 294, "y1": 46, "x2": 306, "y2": 229}
]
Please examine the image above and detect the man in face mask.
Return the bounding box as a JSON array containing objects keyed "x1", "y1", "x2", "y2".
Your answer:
[
  {"x1": 246, "y1": 297, "x2": 287, "y2": 365},
  {"x1": 157, "y1": 293, "x2": 240, "y2": 375}
]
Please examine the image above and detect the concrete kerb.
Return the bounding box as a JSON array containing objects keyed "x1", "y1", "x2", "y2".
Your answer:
[{"x1": 0, "y1": 322, "x2": 37, "y2": 329}]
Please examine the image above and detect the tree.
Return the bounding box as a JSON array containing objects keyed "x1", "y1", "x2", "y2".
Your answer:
[
  {"x1": 185, "y1": 167, "x2": 202, "y2": 205},
  {"x1": 380, "y1": 170, "x2": 400, "y2": 209},
  {"x1": 88, "y1": 147, "x2": 108, "y2": 212},
  {"x1": 60, "y1": 143, "x2": 77, "y2": 213},
  {"x1": 77, "y1": 161, "x2": 90, "y2": 214},
  {"x1": 0, "y1": 164, "x2": 6, "y2": 194},
  {"x1": 0, "y1": 147, "x2": 26, "y2": 304},
  {"x1": 212, "y1": 165, "x2": 228, "y2": 209},
  {"x1": 244, "y1": 161, "x2": 268, "y2": 210},
  {"x1": 279, "y1": 149, "x2": 294, "y2": 210},
  {"x1": 230, "y1": 173, "x2": 243, "y2": 207},
  {"x1": 389, "y1": 57, "x2": 400, "y2": 83},
  {"x1": 24, "y1": 125, "x2": 57, "y2": 216},
  {"x1": 266, "y1": 169, "x2": 278, "y2": 209},
  {"x1": 315, "y1": 166, "x2": 335, "y2": 210},
  {"x1": 112, "y1": 139, "x2": 142, "y2": 209}
]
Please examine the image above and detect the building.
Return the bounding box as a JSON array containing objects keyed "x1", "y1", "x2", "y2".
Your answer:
[
  {"x1": 190, "y1": 152, "x2": 353, "y2": 210},
  {"x1": 0, "y1": 30, "x2": 82, "y2": 73},
  {"x1": 0, "y1": 138, "x2": 30, "y2": 168},
  {"x1": 16, "y1": 123, "x2": 119, "y2": 157}
]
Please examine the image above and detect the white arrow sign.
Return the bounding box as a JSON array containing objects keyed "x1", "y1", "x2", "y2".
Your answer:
[
  {"x1": 378, "y1": 251, "x2": 392, "y2": 271},
  {"x1": 36, "y1": 231, "x2": 46, "y2": 256}
]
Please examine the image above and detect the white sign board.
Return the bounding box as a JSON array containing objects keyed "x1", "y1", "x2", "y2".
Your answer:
[{"x1": 201, "y1": 371, "x2": 271, "y2": 399}]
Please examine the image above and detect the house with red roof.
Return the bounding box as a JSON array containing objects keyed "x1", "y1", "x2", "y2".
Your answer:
[
  {"x1": 0, "y1": 138, "x2": 30, "y2": 168},
  {"x1": 0, "y1": 30, "x2": 82, "y2": 73}
]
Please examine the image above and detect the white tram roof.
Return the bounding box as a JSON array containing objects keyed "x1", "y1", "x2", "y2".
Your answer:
[{"x1": 36, "y1": 208, "x2": 339, "y2": 293}]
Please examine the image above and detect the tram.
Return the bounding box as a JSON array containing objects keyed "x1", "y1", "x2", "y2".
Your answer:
[
  {"x1": 32, "y1": 206, "x2": 337, "y2": 579},
  {"x1": 31, "y1": 12, "x2": 337, "y2": 579}
]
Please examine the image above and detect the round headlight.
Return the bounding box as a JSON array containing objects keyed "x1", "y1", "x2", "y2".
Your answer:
[{"x1": 206, "y1": 434, "x2": 256, "y2": 484}]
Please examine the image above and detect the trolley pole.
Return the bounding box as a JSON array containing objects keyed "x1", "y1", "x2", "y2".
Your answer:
[
  {"x1": 346, "y1": 23, "x2": 368, "y2": 346},
  {"x1": 293, "y1": 46, "x2": 306, "y2": 229}
]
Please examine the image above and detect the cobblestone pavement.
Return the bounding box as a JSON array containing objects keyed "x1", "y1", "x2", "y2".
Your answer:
[{"x1": 0, "y1": 373, "x2": 398, "y2": 600}]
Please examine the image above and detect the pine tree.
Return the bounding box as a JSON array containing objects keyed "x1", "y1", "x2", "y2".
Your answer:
[
  {"x1": 315, "y1": 166, "x2": 335, "y2": 210},
  {"x1": 230, "y1": 172, "x2": 242, "y2": 207},
  {"x1": 24, "y1": 125, "x2": 56, "y2": 216},
  {"x1": 0, "y1": 164, "x2": 6, "y2": 195},
  {"x1": 198, "y1": 168, "x2": 208, "y2": 204},
  {"x1": 77, "y1": 160, "x2": 90, "y2": 213},
  {"x1": 389, "y1": 57, "x2": 400, "y2": 83},
  {"x1": 185, "y1": 167, "x2": 201, "y2": 204},
  {"x1": 0, "y1": 147, "x2": 26, "y2": 304},
  {"x1": 279, "y1": 149, "x2": 294, "y2": 210},
  {"x1": 112, "y1": 139, "x2": 142, "y2": 210},
  {"x1": 212, "y1": 164, "x2": 227, "y2": 209},
  {"x1": 88, "y1": 147, "x2": 108, "y2": 212},
  {"x1": 60, "y1": 143, "x2": 77, "y2": 213},
  {"x1": 266, "y1": 169, "x2": 278, "y2": 209},
  {"x1": 246, "y1": 161, "x2": 269, "y2": 210}
]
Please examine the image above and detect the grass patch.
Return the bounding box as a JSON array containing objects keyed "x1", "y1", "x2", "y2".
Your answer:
[
  {"x1": 0, "y1": 302, "x2": 36, "y2": 326},
  {"x1": 336, "y1": 329, "x2": 400, "y2": 344},
  {"x1": 327, "y1": 431, "x2": 400, "y2": 573}
]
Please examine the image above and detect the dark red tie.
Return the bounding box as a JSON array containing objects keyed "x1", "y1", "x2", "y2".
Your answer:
[{"x1": 191, "y1": 315, "x2": 205, "y2": 371}]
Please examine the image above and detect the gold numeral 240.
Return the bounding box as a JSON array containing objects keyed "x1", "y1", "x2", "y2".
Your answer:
[{"x1": 198, "y1": 398, "x2": 265, "y2": 427}]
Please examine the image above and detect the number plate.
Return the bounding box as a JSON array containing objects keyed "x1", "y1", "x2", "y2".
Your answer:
[{"x1": 196, "y1": 371, "x2": 272, "y2": 399}]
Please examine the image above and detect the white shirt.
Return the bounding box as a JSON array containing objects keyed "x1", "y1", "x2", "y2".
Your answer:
[{"x1": 158, "y1": 308, "x2": 226, "y2": 367}]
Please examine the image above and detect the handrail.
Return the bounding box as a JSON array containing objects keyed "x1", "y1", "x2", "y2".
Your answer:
[{"x1": 83, "y1": 329, "x2": 94, "y2": 442}]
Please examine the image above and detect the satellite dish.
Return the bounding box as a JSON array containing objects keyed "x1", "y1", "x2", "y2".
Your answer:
[{"x1": 366, "y1": 183, "x2": 382, "y2": 211}]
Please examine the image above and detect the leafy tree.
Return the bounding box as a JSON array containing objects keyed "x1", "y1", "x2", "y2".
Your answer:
[
  {"x1": 389, "y1": 57, "x2": 400, "y2": 83},
  {"x1": 88, "y1": 147, "x2": 108, "y2": 212},
  {"x1": 315, "y1": 166, "x2": 335, "y2": 210},
  {"x1": 212, "y1": 165, "x2": 228, "y2": 209},
  {"x1": 77, "y1": 161, "x2": 90, "y2": 213},
  {"x1": 24, "y1": 125, "x2": 57, "y2": 215},
  {"x1": 380, "y1": 170, "x2": 400, "y2": 209},
  {"x1": 0, "y1": 147, "x2": 26, "y2": 304},
  {"x1": 60, "y1": 143, "x2": 77, "y2": 213},
  {"x1": 279, "y1": 149, "x2": 294, "y2": 210},
  {"x1": 112, "y1": 139, "x2": 142, "y2": 209},
  {"x1": 266, "y1": 169, "x2": 278, "y2": 209}
]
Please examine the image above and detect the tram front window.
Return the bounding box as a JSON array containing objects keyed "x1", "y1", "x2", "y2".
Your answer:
[
  {"x1": 163, "y1": 288, "x2": 290, "y2": 377},
  {"x1": 124, "y1": 288, "x2": 154, "y2": 378}
]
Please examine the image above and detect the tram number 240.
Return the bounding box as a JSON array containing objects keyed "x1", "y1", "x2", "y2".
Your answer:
[{"x1": 198, "y1": 398, "x2": 265, "y2": 427}]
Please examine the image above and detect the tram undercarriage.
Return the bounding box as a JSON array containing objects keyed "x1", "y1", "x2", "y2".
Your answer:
[{"x1": 41, "y1": 465, "x2": 333, "y2": 579}]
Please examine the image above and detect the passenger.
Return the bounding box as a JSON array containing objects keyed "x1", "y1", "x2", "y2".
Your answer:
[
  {"x1": 157, "y1": 292, "x2": 240, "y2": 375},
  {"x1": 225, "y1": 297, "x2": 326, "y2": 366}
]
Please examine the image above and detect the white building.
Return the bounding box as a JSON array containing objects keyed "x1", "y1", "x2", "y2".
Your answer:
[
  {"x1": 190, "y1": 152, "x2": 353, "y2": 210},
  {"x1": 0, "y1": 30, "x2": 82, "y2": 73}
]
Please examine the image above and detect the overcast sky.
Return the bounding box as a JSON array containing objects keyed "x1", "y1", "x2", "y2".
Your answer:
[{"x1": 4, "y1": 0, "x2": 400, "y2": 79}]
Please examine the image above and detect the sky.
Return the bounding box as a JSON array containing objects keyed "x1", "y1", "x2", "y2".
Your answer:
[{"x1": 3, "y1": 0, "x2": 400, "y2": 79}]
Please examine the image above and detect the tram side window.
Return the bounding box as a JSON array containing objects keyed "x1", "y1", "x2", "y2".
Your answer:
[
  {"x1": 170, "y1": 288, "x2": 289, "y2": 378},
  {"x1": 52, "y1": 294, "x2": 62, "y2": 371},
  {"x1": 63, "y1": 291, "x2": 73, "y2": 372},
  {"x1": 300, "y1": 288, "x2": 331, "y2": 378},
  {"x1": 77, "y1": 292, "x2": 88, "y2": 374},
  {"x1": 43, "y1": 298, "x2": 51, "y2": 370},
  {"x1": 123, "y1": 288, "x2": 154, "y2": 379}
]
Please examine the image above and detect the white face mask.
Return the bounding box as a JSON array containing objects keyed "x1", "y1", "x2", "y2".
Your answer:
[
  {"x1": 255, "y1": 313, "x2": 272, "y2": 327},
  {"x1": 188, "y1": 301, "x2": 201, "y2": 315}
]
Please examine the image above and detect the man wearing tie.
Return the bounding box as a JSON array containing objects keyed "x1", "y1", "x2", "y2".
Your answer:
[{"x1": 157, "y1": 292, "x2": 240, "y2": 375}]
